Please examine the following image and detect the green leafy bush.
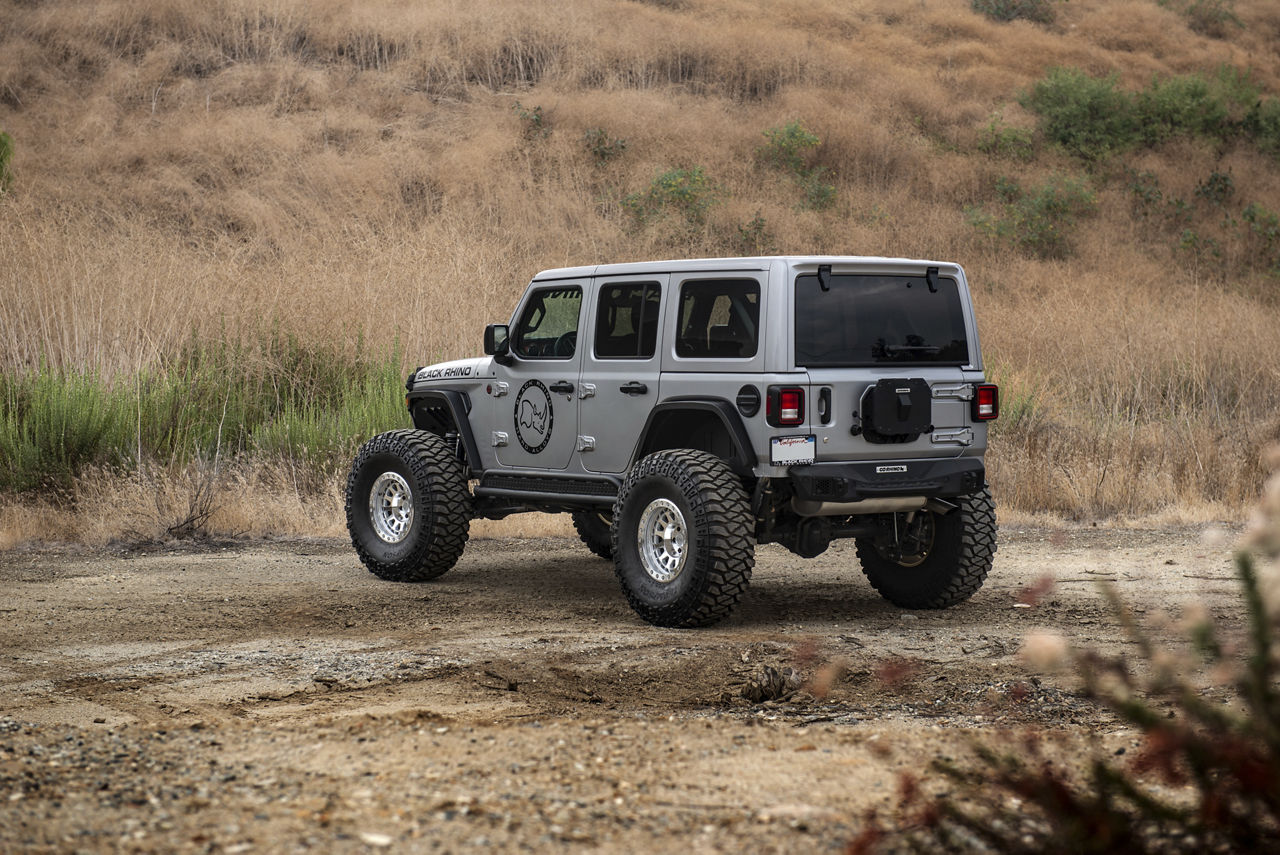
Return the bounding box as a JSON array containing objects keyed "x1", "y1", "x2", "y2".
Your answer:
[
  {"x1": 0, "y1": 131, "x2": 13, "y2": 194},
  {"x1": 1026, "y1": 66, "x2": 1280, "y2": 160},
  {"x1": 977, "y1": 114, "x2": 1035, "y2": 160},
  {"x1": 971, "y1": 0, "x2": 1056, "y2": 24},
  {"x1": 512, "y1": 100, "x2": 550, "y2": 139},
  {"x1": 733, "y1": 211, "x2": 778, "y2": 256},
  {"x1": 1022, "y1": 68, "x2": 1137, "y2": 160},
  {"x1": 1245, "y1": 99, "x2": 1280, "y2": 159},
  {"x1": 969, "y1": 175, "x2": 1098, "y2": 259},
  {"x1": 757, "y1": 121, "x2": 836, "y2": 210},
  {"x1": 758, "y1": 120, "x2": 820, "y2": 175},
  {"x1": 1136, "y1": 74, "x2": 1228, "y2": 145},
  {"x1": 622, "y1": 166, "x2": 720, "y2": 226},
  {"x1": 1161, "y1": 0, "x2": 1242, "y2": 37},
  {"x1": 582, "y1": 128, "x2": 627, "y2": 163}
]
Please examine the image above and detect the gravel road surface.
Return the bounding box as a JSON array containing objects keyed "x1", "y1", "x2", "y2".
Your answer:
[{"x1": 0, "y1": 525, "x2": 1243, "y2": 852}]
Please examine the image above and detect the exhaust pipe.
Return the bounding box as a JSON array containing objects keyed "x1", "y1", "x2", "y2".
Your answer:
[{"x1": 791, "y1": 496, "x2": 927, "y2": 517}]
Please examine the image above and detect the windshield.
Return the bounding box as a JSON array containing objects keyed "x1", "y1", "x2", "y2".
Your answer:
[{"x1": 794, "y1": 273, "x2": 970, "y2": 367}]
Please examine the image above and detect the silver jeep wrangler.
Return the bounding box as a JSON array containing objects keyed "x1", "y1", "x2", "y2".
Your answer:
[{"x1": 345, "y1": 256, "x2": 998, "y2": 627}]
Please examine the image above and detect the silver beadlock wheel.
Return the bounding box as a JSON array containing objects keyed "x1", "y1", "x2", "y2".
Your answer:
[
  {"x1": 637, "y1": 498, "x2": 688, "y2": 583},
  {"x1": 369, "y1": 471, "x2": 414, "y2": 544}
]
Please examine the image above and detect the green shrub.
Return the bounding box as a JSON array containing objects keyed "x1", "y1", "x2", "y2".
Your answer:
[
  {"x1": 969, "y1": 175, "x2": 1098, "y2": 259},
  {"x1": 512, "y1": 100, "x2": 550, "y2": 139},
  {"x1": 0, "y1": 131, "x2": 13, "y2": 194},
  {"x1": 1136, "y1": 73, "x2": 1228, "y2": 145},
  {"x1": 733, "y1": 211, "x2": 777, "y2": 255},
  {"x1": 758, "y1": 121, "x2": 836, "y2": 210},
  {"x1": 1161, "y1": 0, "x2": 1242, "y2": 37},
  {"x1": 1193, "y1": 171, "x2": 1234, "y2": 207},
  {"x1": 622, "y1": 166, "x2": 720, "y2": 226},
  {"x1": 1244, "y1": 99, "x2": 1280, "y2": 159},
  {"x1": 971, "y1": 0, "x2": 1056, "y2": 24},
  {"x1": 1023, "y1": 68, "x2": 1137, "y2": 160},
  {"x1": 582, "y1": 128, "x2": 627, "y2": 163},
  {"x1": 758, "y1": 120, "x2": 820, "y2": 175},
  {"x1": 977, "y1": 114, "x2": 1035, "y2": 160},
  {"x1": 1243, "y1": 202, "x2": 1280, "y2": 273}
]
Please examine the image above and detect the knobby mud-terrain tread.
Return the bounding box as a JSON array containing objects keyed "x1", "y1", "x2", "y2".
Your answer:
[
  {"x1": 571, "y1": 510, "x2": 614, "y2": 560},
  {"x1": 611, "y1": 449, "x2": 755, "y2": 628},
  {"x1": 855, "y1": 486, "x2": 996, "y2": 609},
  {"x1": 345, "y1": 429, "x2": 472, "y2": 582}
]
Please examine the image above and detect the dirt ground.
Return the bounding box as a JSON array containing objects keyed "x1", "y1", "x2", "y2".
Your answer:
[{"x1": 0, "y1": 524, "x2": 1246, "y2": 853}]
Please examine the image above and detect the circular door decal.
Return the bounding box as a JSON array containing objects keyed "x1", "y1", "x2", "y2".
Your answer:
[{"x1": 514, "y1": 379, "x2": 554, "y2": 454}]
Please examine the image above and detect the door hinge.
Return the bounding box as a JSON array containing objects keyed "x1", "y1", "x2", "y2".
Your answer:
[
  {"x1": 576, "y1": 436, "x2": 596, "y2": 452},
  {"x1": 931, "y1": 383, "x2": 974, "y2": 401},
  {"x1": 491, "y1": 431, "x2": 509, "y2": 447},
  {"x1": 931, "y1": 427, "x2": 973, "y2": 446},
  {"x1": 579, "y1": 383, "x2": 596, "y2": 399},
  {"x1": 491, "y1": 382, "x2": 509, "y2": 397}
]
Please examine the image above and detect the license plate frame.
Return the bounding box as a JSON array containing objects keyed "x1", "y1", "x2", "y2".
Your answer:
[{"x1": 770, "y1": 435, "x2": 816, "y2": 466}]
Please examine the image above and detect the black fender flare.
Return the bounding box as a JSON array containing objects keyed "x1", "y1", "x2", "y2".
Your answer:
[
  {"x1": 407, "y1": 389, "x2": 483, "y2": 475},
  {"x1": 631, "y1": 397, "x2": 755, "y2": 477}
]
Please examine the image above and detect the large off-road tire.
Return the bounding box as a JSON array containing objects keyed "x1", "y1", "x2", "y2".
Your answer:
[
  {"x1": 855, "y1": 486, "x2": 996, "y2": 609},
  {"x1": 611, "y1": 450, "x2": 755, "y2": 628},
  {"x1": 571, "y1": 510, "x2": 614, "y2": 560},
  {"x1": 345, "y1": 429, "x2": 471, "y2": 582}
]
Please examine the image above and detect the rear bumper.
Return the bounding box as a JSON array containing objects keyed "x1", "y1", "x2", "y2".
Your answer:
[{"x1": 787, "y1": 457, "x2": 985, "y2": 502}]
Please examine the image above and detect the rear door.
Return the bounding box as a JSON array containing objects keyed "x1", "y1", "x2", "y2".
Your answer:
[
  {"x1": 793, "y1": 268, "x2": 978, "y2": 461},
  {"x1": 578, "y1": 275, "x2": 668, "y2": 473}
]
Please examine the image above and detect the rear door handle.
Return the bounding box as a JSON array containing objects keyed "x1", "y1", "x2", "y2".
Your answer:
[
  {"x1": 619, "y1": 382, "x2": 649, "y2": 396},
  {"x1": 549, "y1": 380, "x2": 575, "y2": 394}
]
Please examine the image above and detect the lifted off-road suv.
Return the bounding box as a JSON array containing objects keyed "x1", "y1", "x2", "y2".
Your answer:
[{"x1": 345, "y1": 256, "x2": 998, "y2": 627}]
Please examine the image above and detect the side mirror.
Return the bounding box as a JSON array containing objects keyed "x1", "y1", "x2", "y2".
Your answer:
[{"x1": 484, "y1": 324, "x2": 513, "y2": 365}]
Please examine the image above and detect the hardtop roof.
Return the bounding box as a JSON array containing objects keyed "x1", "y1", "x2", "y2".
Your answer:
[{"x1": 529, "y1": 255, "x2": 962, "y2": 282}]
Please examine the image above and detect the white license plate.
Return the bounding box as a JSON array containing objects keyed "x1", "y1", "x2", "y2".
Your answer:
[{"x1": 770, "y1": 435, "x2": 815, "y2": 465}]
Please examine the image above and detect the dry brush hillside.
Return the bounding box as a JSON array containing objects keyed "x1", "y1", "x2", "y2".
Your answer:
[{"x1": 2, "y1": 0, "x2": 1280, "y2": 530}]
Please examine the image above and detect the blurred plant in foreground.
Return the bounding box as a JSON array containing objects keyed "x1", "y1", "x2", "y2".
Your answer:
[{"x1": 855, "y1": 445, "x2": 1280, "y2": 854}]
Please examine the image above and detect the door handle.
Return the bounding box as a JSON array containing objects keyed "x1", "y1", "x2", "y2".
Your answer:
[
  {"x1": 549, "y1": 380, "x2": 575, "y2": 395},
  {"x1": 619, "y1": 382, "x2": 649, "y2": 396}
]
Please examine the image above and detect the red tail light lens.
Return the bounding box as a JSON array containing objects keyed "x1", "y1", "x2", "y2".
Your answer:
[
  {"x1": 973, "y1": 384, "x2": 999, "y2": 421},
  {"x1": 766, "y1": 386, "x2": 806, "y2": 427}
]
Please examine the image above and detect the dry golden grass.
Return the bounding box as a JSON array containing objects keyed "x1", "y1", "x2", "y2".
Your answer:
[{"x1": 2, "y1": 0, "x2": 1279, "y2": 540}]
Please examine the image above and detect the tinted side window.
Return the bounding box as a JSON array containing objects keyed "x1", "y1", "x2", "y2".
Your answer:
[
  {"x1": 675, "y1": 279, "x2": 760, "y2": 359},
  {"x1": 513, "y1": 287, "x2": 583, "y2": 359},
  {"x1": 593, "y1": 282, "x2": 661, "y2": 359}
]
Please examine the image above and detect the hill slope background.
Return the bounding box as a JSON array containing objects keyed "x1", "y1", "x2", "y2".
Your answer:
[{"x1": 2, "y1": 0, "x2": 1279, "y2": 541}]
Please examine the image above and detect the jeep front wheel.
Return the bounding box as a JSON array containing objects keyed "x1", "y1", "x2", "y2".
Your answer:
[
  {"x1": 345, "y1": 430, "x2": 471, "y2": 582},
  {"x1": 855, "y1": 487, "x2": 996, "y2": 609},
  {"x1": 611, "y1": 450, "x2": 755, "y2": 627}
]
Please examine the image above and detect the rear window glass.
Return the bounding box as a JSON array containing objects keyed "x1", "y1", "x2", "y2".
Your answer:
[{"x1": 794, "y1": 273, "x2": 969, "y2": 367}]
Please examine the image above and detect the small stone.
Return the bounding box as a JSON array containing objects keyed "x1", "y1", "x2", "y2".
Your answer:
[{"x1": 359, "y1": 832, "x2": 393, "y2": 847}]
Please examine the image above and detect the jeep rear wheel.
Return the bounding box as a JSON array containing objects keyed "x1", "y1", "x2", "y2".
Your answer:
[
  {"x1": 611, "y1": 450, "x2": 754, "y2": 627},
  {"x1": 855, "y1": 487, "x2": 996, "y2": 609},
  {"x1": 571, "y1": 510, "x2": 614, "y2": 560},
  {"x1": 345, "y1": 430, "x2": 471, "y2": 582}
]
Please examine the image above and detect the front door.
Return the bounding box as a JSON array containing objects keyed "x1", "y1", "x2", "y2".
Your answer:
[{"x1": 493, "y1": 282, "x2": 585, "y2": 470}]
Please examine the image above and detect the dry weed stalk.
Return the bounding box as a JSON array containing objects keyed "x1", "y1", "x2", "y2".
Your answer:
[{"x1": 868, "y1": 445, "x2": 1280, "y2": 854}]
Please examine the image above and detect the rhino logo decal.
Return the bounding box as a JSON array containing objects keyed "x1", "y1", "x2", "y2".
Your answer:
[{"x1": 513, "y1": 379, "x2": 553, "y2": 454}]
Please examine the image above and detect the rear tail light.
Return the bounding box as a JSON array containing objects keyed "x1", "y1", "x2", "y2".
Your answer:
[
  {"x1": 973, "y1": 384, "x2": 999, "y2": 421},
  {"x1": 766, "y1": 386, "x2": 806, "y2": 427}
]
